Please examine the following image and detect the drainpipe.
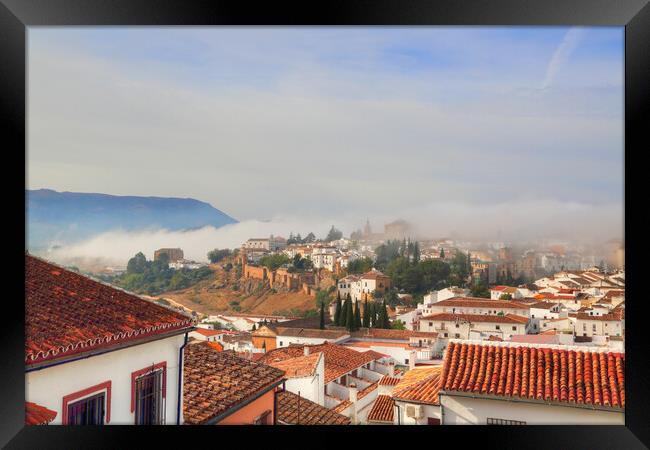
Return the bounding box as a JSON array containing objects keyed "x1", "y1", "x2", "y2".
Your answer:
[
  {"x1": 395, "y1": 403, "x2": 401, "y2": 425},
  {"x1": 176, "y1": 332, "x2": 189, "y2": 425}
]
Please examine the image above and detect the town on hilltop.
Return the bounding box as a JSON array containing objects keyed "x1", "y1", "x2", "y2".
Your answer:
[{"x1": 25, "y1": 221, "x2": 625, "y2": 426}]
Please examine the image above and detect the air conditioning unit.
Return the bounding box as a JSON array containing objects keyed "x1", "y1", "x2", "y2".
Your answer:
[{"x1": 406, "y1": 405, "x2": 422, "y2": 419}]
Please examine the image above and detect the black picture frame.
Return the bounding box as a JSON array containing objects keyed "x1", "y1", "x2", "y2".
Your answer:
[{"x1": 2, "y1": 0, "x2": 647, "y2": 448}]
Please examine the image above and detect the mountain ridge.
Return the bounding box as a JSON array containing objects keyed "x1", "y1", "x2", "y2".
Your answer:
[{"x1": 26, "y1": 189, "x2": 238, "y2": 250}]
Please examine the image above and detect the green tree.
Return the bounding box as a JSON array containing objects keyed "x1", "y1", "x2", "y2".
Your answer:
[
  {"x1": 391, "y1": 319, "x2": 406, "y2": 330},
  {"x1": 316, "y1": 290, "x2": 330, "y2": 309},
  {"x1": 499, "y1": 293, "x2": 513, "y2": 300},
  {"x1": 470, "y1": 282, "x2": 491, "y2": 298},
  {"x1": 377, "y1": 299, "x2": 390, "y2": 329},
  {"x1": 325, "y1": 225, "x2": 343, "y2": 242},
  {"x1": 440, "y1": 248, "x2": 445, "y2": 259},
  {"x1": 251, "y1": 323, "x2": 257, "y2": 331},
  {"x1": 259, "y1": 254, "x2": 291, "y2": 271},
  {"x1": 127, "y1": 252, "x2": 147, "y2": 274},
  {"x1": 347, "y1": 257, "x2": 373, "y2": 274},
  {"x1": 303, "y1": 232, "x2": 316, "y2": 243},
  {"x1": 362, "y1": 299, "x2": 370, "y2": 328},
  {"x1": 207, "y1": 248, "x2": 231, "y2": 264},
  {"x1": 333, "y1": 292, "x2": 342, "y2": 326},
  {"x1": 354, "y1": 301, "x2": 362, "y2": 330},
  {"x1": 345, "y1": 296, "x2": 354, "y2": 331},
  {"x1": 319, "y1": 302, "x2": 325, "y2": 330},
  {"x1": 340, "y1": 294, "x2": 351, "y2": 328},
  {"x1": 413, "y1": 241, "x2": 420, "y2": 264}
]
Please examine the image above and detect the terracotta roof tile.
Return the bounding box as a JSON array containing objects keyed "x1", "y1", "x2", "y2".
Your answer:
[
  {"x1": 266, "y1": 352, "x2": 322, "y2": 378},
  {"x1": 25, "y1": 402, "x2": 57, "y2": 425},
  {"x1": 434, "y1": 297, "x2": 531, "y2": 309},
  {"x1": 392, "y1": 367, "x2": 443, "y2": 405},
  {"x1": 379, "y1": 375, "x2": 401, "y2": 386},
  {"x1": 440, "y1": 341, "x2": 624, "y2": 410},
  {"x1": 25, "y1": 255, "x2": 194, "y2": 366},
  {"x1": 259, "y1": 342, "x2": 384, "y2": 383},
  {"x1": 422, "y1": 312, "x2": 529, "y2": 325},
  {"x1": 183, "y1": 342, "x2": 285, "y2": 424},
  {"x1": 276, "y1": 390, "x2": 350, "y2": 425},
  {"x1": 367, "y1": 395, "x2": 395, "y2": 423}
]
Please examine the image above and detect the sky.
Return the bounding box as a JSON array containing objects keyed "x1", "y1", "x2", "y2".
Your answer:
[{"x1": 27, "y1": 27, "x2": 624, "y2": 253}]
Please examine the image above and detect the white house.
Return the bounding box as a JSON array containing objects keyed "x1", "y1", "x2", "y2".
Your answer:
[
  {"x1": 419, "y1": 313, "x2": 528, "y2": 342},
  {"x1": 25, "y1": 254, "x2": 195, "y2": 426},
  {"x1": 265, "y1": 348, "x2": 326, "y2": 406},
  {"x1": 425, "y1": 297, "x2": 531, "y2": 317},
  {"x1": 438, "y1": 340, "x2": 625, "y2": 425}
]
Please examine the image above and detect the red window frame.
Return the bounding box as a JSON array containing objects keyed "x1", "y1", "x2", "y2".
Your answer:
[
  {"x1": 62, "y1": 380, "x2": 112, "y2": 425},
  {"x1": 131, "y1": 362, "x2": 167, "y2": 413}
]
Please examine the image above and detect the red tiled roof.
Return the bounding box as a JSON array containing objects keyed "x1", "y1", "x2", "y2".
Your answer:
[
  {"x1": 575, "y1": 313, "x2": 622, "y2": 322},
  {"x1": 266, "y1": 352, "x2": 322, "y2": 378},
  {"x1": 379, "y1": 375, "x2": 401, "y2": 386},
  {"x1": 194, "y1": 328, "x2": 224, "y2": 337},
  {"x1": 422, "y1": 312, "x2": 529, "y2": 325},
  {"x1": 366, "y1": 395, "x2": 395, "y2": 423},
  {"x1": 259, "y1": 342, "x2": 383, "y2": 383},
  {"x1": 392, "y1": 366, "x2": 443, "y2": 405},
  {"x1": 25, "y1": 402, "x2": 57, "y2": 425},
  {"x1": 25, "y1": 255, "x2": 194, "y2": 366},
  {"x1": 440, "y1": 341, "x2": 625, "y2": 410},
  {"x1": 361, "y1": 270, "x2": 389, "y2": 280},
  {"x1": 183, "y1": 342, "x2": 285, "y2": 424},
  {"x1": 434, "y1": 297, "x2": 531, "y2": 309},
  {"x1": 276, "y1": 390, "x2": 350, "y2": 425}
]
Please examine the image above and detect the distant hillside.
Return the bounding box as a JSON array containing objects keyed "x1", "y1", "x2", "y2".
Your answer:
[{"x1": 26, "y1": 189, "x2": 238, "y2": 250}]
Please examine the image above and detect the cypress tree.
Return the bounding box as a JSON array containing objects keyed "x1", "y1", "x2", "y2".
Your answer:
[
  {"x1": 345, "y1": 297, "x2": 354, "y2": 331},
  {"x1": 362, "y1": 299, "x2": 370, "y2": 328},
  {"x1": 413, "y1": 241, "x2": 420, "y2": 264},
  {"x1": 354, "y1": 301, "x2": 362, "y2": 330},
  {"x1": 340, "y1": 295, "x2": 350, "y2": 328},
  {"x1": 319, "y1": 302, "x2": 325, "y2": 330},
  {"x1": 333, "y1": 294, "x2": 342, "y2": 326},
  {"x1": 379, "y1": 298, "x2": 390, "y2": 329},
  {"x1": 372, "y1": 302, "x2": 379, "y2": 328}
]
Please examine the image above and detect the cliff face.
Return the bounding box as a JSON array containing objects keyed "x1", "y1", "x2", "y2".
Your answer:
[{"x1": 26, "y1": 189, "x2": 237, "y2": 249}]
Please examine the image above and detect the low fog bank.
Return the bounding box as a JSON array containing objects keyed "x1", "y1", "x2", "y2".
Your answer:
[{"x1": 38, "y1": 200, "x2": 623, "y2": 268}]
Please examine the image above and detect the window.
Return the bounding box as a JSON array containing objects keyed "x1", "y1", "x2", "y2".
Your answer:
[
  {"x1": 443, "y1": 333, "x2": 448, "y2": 338},
  {"x1": 67, "y1": 393, "x2": 106, "y2": 425},
  {"x1": 512, "y1": 326, "x2": 517, "y2": 331},
  {"x1": 427, "y1": 417, "x2": 441, "y2": 425},
  {"x1": 279, "y1": 341, "x2": 283, "y2": 346},
  {"x1": 495, "y1": 325, "x2": 500, "y2": 330},
  {"x1": 62, "y1": 380, "x2": 112, "y2": 425},
  {"x1": 487, "y1": 418, "x2": 526, "y2": 425},
  {"x1": 253, "y1": 410, "x2": 272, "y2": 425},
  {"x1": 455, "y1": 324, "x2": 460, "y2": 328},
  {"x1": 454, "y1": 333, "x2": 460, "y2": 338},
  {"x1": 593, "y1": 324, "x2": 597, "y2": 332},
  {"x1": 134, "y1": 369, "x2": 165, "y2": 425},
  {"x1": 405, "y1": 359, "x2": 409, "y2": 365}
]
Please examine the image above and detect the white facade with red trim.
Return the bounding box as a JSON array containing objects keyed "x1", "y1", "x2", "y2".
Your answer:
[{"x1": 26, "y1": 334, "x2": 185, "y2": 425}]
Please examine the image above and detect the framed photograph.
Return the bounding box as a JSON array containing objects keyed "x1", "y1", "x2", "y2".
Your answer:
[{"x1": 2, "y1": 0, "x2": 648, "y2": 448}]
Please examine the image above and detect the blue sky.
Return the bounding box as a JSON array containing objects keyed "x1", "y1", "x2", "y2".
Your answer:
[{"x1": 27, "y1": 27, "x2": 623, "y2": 242}]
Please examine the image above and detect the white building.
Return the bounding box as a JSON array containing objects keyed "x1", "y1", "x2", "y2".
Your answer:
[
  {"x1": 265, "y1": 349, "x2": 326, "y2": 406},
  {"x1": 438, "y1": 340, "x2": 625, "y2": 425},
  {"x1": 25, "y1": 255, "x2": 195, "y2": 426},
  {"x1": 425, "y1": 297, "x2": 531, "y2": 317},
  {"x1": 419, "y1": 312, "x2": 528, "y2": 342}
]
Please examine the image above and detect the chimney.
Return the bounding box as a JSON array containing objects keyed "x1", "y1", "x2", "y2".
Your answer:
[
  {"x1": 348, "y1": 383, "x2": 358, "y2": 424},
  {"x1": 409, "y1": 350, "x2": 417, "y2": 371},
  {"x1": 304, "y1": 346, "x2": 310, "y2": 356}
]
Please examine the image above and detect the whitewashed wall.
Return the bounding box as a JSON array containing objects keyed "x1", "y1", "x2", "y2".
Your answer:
[
  {"x1": 26, "y1": 334, "x2": 186, "y2": 425},
  {"x1": 440, "y1": 394, "x2": 624, "y2": 425}
]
